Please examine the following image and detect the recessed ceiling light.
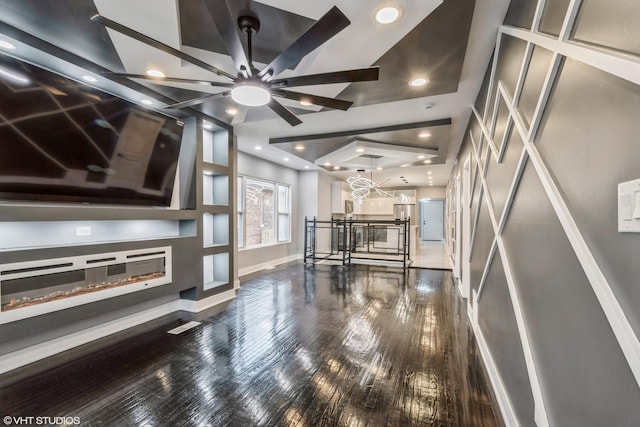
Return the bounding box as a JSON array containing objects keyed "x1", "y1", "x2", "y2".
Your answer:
[
  {"x1": 356, "y1": 148, "x2": 365, "y2": 153},
  {"x1": 377, "y1": 167, "x2": 383, "y2": 171},
  {"x1": 324, "y1": 162, "x2": 331, "y2": 166},
  {"x1": 419, "y1": 132, "x2": 431, "y2": 138},
  {"x1": 225, "y1": 107, "x2": 238, "y2": 115},
  {"x1": 429, "y1": 183, "x2": 433, "y2": 186},
  {"x1": 409, "y1": 77, "x2": 429, "y2": 87},
  {"x1": 304, "y1": 165, "x2": 310, "y2": 169},
  {"x1": 417, "y1": 155, "x2": 426, "y2": 159},
  {"x1": 400, "y1": 176, "x2": 404, "y2": 179},
  {"x1": 423, "y1": 159, "x2": 432, "y2": 164},
  {"x1": 284, "y1": 157, "x2": 290, "y2": 162},
  {"x1": 141, "y1": 99, "x2": 153, "y2": 105},
  {"x1": 375, "y1": 6, "x2": 401, "y2": 24},
  {"x1": 81, "y1": 75, "x2": 97, "y2": 83},
  {"x1": 425, "y1": 103, "x2": 435, "y2": 110},
  {"x1": 295, "y1": 145, "x2": 305, "y2": 151},
  {"x1": 427, "y1": 171, "x2": 433, "y2": 175},
  {"x1": 254, "y1": 145, "x2": 262, "y2": 151},
  {"x1": 333, "y1": 166, "x2": 340, "y2": 170},
  {"x1": 0, "y1": 40, "x2": 16, "y2": 50},
  {"x1": 203, "y1": 123, "x2": 213, "y2": 130},
  {"x1": 300, "y1": 100, "x2": 312, "y2": 106},
  {"x1": 400, "y1": 164, "x2": 409, "y2": 168},
  {"x1": 145, "y1": 69, "x2": 165, "y2": 78}
]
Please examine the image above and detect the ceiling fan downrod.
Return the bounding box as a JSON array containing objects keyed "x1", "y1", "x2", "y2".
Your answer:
[{"x1": 238, "y1": 13, "x2": 260, "y2": 74}]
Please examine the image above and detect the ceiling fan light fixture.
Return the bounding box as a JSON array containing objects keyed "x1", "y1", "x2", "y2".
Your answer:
[
  {"x1": 231, "y1": 83, "x2": 271, "y2": 107},
  {"x1": 375, "y1": 6, "x2": 401, "y2": 24}
]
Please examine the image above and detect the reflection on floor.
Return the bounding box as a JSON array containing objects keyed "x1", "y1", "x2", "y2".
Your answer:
[
  {"x1": 1, "y1": 264, "x2": 499, "y2": 426},
  {"x1": 411, "y1": 240, "x2": 452, "y2": 270}
]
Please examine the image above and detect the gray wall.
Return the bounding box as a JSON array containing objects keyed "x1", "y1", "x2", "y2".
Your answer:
[
  {"x1": 450, "y1": 0, "x2": 640, "y2": 425},
  {"x1": 236, "y1": 151, "x2": 300, "y2": 272}
]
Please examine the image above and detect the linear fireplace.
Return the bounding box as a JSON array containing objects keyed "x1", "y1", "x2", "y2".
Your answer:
[{"x1": 0, "y1": 247, "x2": 172, "y2": 323}]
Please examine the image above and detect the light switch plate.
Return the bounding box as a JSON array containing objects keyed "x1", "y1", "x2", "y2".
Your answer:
[{"x1": 618, "y1": 179, "x2": 640, "y2": 232}]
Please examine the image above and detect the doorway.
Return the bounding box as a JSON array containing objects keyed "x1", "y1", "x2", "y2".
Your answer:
[{"x1": 419, "y1": 199, "x2": 445, "y2": 241}]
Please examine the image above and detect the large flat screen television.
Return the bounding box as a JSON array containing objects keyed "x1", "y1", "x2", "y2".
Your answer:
[{"x1": 0, "y1": 52, "x2": 184, "y2": 207}]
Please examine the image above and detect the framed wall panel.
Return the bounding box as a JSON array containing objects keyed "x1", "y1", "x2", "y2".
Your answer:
[
  {"x1": 502, "y1": 163, "x2": 640, "y2": 427},
  {"x1": 478, "y1": 251, "x2": 535, "y2": 427},
  {"x1": 572, "y1": 0, "x2": 640, "y2": 57},
  {"x1": 535, "y1": 58, "x2": 640, "y2": 339},
  {"x1": 538, "y1": 0, "x2": 571, "y2": 37}
]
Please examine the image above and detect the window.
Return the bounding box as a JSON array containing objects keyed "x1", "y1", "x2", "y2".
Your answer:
[
  {"x1": 277, "y1": 184, "x2": 290, "y2": 242},
  {"x1": 237, "y1": 176, "x2": 290, "y2": 248}
]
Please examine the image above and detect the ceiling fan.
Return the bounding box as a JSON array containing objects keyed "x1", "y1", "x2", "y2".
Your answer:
[{"x1": 91, "y1": 0, "x2": 379, "y2": 126}]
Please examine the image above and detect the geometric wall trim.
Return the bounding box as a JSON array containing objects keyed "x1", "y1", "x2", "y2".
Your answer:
[{"x1": 448, "y1": 0, "x2": 640, "y2": 425}]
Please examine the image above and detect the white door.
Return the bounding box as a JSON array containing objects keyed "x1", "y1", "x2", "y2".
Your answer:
[{"x1": 420, "y1": 199, "x2": 444, "y2": 241}]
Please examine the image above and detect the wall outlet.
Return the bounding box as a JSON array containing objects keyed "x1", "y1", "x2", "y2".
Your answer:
[{"x1": 76, "y1": 226, "x2": 92, "y2": 236}]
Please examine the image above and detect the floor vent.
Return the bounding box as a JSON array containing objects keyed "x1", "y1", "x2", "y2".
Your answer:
[{"x1": 167, "y1": 321, "x2": 201, "y2": 335}]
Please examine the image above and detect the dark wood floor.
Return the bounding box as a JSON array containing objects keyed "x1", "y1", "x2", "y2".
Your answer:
[{"x1": 0, "y1": 263, "x2": 500, "y2": 427}]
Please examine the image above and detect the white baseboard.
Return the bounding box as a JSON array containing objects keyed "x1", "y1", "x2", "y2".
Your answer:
[
  {"x1": 179, "y1": 289, "x2": 236, "y2": 313},
  {"x1": 473, "y1": 320, "x2": 520, "y2": 426},
  {"x1": 238, "y1": 254, "x2": 301, "y2": 277},
  {"x1": 0, "y1": 300, "x2": 179, "y2": 375}
]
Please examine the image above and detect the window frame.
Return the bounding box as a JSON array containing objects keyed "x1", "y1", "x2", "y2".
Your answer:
[{"x1": 237, "y1": 175, "x2": 291, "y2": 249}]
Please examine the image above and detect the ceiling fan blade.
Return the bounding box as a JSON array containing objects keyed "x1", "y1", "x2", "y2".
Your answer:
[
  {"x1": 269, "y1": 67, "x2": 379, "y2": 88},
  {"x1": 91, "y1": 14, "x2": 236, "y2": 81},
  {"x1": 268, "y1": 98, "x2": 302, "y2": 126},
  {"x1": 165, "y1": 90, "x2": 230, "y2": 109},
  {"x1": 257, "y1": 6, "x2": 350, "y2": 80},
  {"x1": 103, "y1": 73, "x2": 234, "y2": 88},
  {"x1": 205, "y1": 0, "x2": 252, "y2": 76},
  {"x1": 273, "y1": 89, "x2": 352, "y2": 111}
]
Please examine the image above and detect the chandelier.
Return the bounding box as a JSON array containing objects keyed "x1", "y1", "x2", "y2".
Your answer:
[
  {"x1": 348, "y1": 176, "x2": 393, "y2": 202},
  {"x1": 347, "y1": 158, "x2": 392, "y2": 202}
]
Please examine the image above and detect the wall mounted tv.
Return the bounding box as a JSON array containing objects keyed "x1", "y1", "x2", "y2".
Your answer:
[{"x1": 0, "y1": 53, "x2": 185, "y2": 207}]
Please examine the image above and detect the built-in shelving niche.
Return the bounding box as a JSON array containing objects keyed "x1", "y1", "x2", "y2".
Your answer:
[
  {"x1": 203, "y1": 128, "x2": 229, "y2": 167},
  {"x1": 0, "y1": 246, "x2": 172, "y2": 324},
  {"x1": 203, "y1": 213, "x2": 229, "y2": 248},
  {"x1": 203, "y1": 252, "x2": 230, "y2": 290},
  {"x1": 201, "y1": 122, "x2": 232, "y2": 294},
  {"x1": 203, "y1": 173, "x2": 229, "y2": 207}
]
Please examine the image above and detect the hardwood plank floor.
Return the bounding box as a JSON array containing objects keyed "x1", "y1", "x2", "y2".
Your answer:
[{"x1": 0, "y1": 264, "x2": 500, "y2": 426}]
